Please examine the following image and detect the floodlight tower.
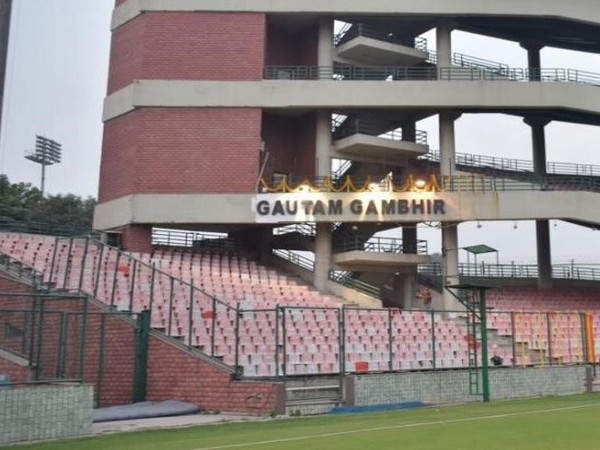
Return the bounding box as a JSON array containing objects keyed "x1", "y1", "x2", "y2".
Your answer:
[{"x1": 24, "y1": 135, "x2": 62, "y2": 195}]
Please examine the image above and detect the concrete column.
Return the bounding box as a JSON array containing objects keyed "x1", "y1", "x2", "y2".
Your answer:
[
  {"x1": 318, "y1": 17, "x2": 334, "y2": 74},
  {"x1": 315, "y1": 110, "x2": 332, "y2": 177},
  {"x1": 392, "y1": 270, "x2": 417, "y2": 309},
  {"x1": 401, "y1": 121, "x2": 417, "y2": 143},
  {"x1": 442, "y1": 225, "x2": 460, "y2": 309},
  {"x1": 313, "y1": 223, "x2": 332, "y2": 290},
  {"x1": 439, "y1": 112, "x2": 461, "y2": 310},
  {"x1": 439, "y1": 113, "x2": 458, "y2": 175},
  {"x1": 521, "y1": 41, "x2": 543, "y2": 81},
  {"x1": 535, "y1": 220, "x2": 553, "y2": 289},
  {"x1": 524, "y1": 116, "x2": 553, "y2": 288},
  {"x1": 524, "y1": 116, "x2": 550, "y2": 176},
  {"x1": 314, "y1": 18, "x2": 335, "y2": 292},
  {"x1": 436, "y1": 24, "x2": 452, "y2": 68},
  {"x1": 402, "y1": 226, "x2": 417, "y2": 254}
]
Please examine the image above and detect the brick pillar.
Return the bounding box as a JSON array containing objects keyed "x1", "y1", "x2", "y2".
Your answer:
[{"x1": 120, "y1": 225, "x2": 153, "y2": 253}]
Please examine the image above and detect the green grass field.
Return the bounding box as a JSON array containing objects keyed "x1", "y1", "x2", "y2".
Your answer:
[{"x1": 9, "y1": 394, "x2": 600, "y2": 450}]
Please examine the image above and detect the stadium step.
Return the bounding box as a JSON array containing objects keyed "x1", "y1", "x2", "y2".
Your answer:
[{"x1": 285, "y1": 375, "x2": 343, "y2": 415}]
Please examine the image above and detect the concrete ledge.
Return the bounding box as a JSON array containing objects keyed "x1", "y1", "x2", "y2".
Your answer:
[
  {"x1": 103, "y1": 80, "x2": 600, "y2": 122},
  {"x1": 112, "y1": 0, "x2": 600, "y2": 31}
]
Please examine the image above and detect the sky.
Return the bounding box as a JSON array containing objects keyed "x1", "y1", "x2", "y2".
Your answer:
[{"x1": 0, "y1": 1, "x2": 599, "y2": 264}]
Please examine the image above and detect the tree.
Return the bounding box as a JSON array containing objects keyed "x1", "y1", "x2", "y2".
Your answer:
[
  {"x1": 0, "y1": 174, "x2": 43, "y2": 222},
  {"x1": 0, "y1": 174, "x2": 96, "y2": 234}
]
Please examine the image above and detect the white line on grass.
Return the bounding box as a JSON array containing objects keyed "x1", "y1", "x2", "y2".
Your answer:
[{"x1": 192, "y1": 402, "x2": 600, "y2": 450}]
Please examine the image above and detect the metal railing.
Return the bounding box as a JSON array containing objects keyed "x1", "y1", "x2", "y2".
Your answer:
[
  {"x1": 333, "y1": 23, "x2": 428, "y2": 52},
  {"x1": 262, "y1": 174, "x2": 600, "y2": 193},
  {"x1": 152, "y1": 228, "x2": 233, "y2": 249},
  {"x1": 420, "y1": 150, "x2": 600, "y2": 178},
  {"x1": 419, "y1": 263, "x2": 600, "y2": 282},
  {"x1": 1, "y1": 235, "x2": 598, "y2": 380},
  {"x1": 333, "y1": 235, "x2": 428, "y2": 255},
  {"x1": 452, "y1": 52, "x2": 510, "y2": 74},
  {"x1": 273, "y1": 223, "x2": 316, "y2": 237},
  {"x1": 440, "y1": 174, "x2": 600, "y2": 193},
  {"x1": 0, "y1": 293, "x2": 148, "y2": 407},
  {"x1": 334, "y1": 118, "x2": 428, "y2": 145},
  {"x1": 0, "y1": 218, "x2": 92, "y2": 238},
  {"x1": 264, "y1": 65, "x2": 600, "y2": 87}
]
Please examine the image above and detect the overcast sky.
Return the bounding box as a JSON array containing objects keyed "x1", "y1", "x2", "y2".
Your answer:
[{"x1": 1, "y1": 1, "x2": 599, "y2": 264}]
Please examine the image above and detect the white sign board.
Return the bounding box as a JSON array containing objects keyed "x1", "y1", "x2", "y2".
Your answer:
[{"x1": 253, "y1": 192, "x2": 451, "y2": 223}]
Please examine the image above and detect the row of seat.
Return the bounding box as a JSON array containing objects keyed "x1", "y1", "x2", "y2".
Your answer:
[{"x1": 0, "y1": 232, "x2": 598, "y2": 376}]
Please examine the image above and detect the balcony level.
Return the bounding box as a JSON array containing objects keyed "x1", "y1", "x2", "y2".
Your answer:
[
  {"x1": 334, "y1": 25, "x2": 429, "y2": 67},
  {"x1": 332, "y1": 120, "x2": 429, "y2": 165},
  {"x1": 332, "y1": 236, "x2": 432, "y2": 271},
  {"x1": 113, "y1": 0, "x2": 600, "y2": 55}
]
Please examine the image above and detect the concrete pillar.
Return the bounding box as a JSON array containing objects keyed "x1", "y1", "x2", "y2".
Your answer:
[
  {"x1": 436, "y1": 24, "x2": 452, "y2": 68},
  {"x1": 536, "y1": 220, "x2": 553, "y2": 289},
  {"x1": 402, "y1": 226, "x2": 417, "y2": 254},
  {"x1": 315, "y1": 111, "x2": 332, "y2": 177},
  {"x1": 524, "y1": 116, "x2": 553, "y2": 288},
  {"x1": 313, "y1": 18, "x2": 335, "y2": 292},
  {"x1": 313, "y1": 223, "x2": 332, "y2": 290},
  {"x1": 524, "y1": 116, "x2": 550, "y2": 176},
  {"x1": 439, "y1": 113, "x2": 458, "y2": 175},
  {"x1": 401, "y1": 121, "x2": 417, "y2": 143},
  {"x1": 391, "y1": 270, "x2": 417, "y2": 309},
  {"x1": 439, "y1": 112, "x2": 461, "y2": 310},
  {"x1": 318, "y1": 17, "x2": 334, "y2": 73},
  {"x1": 521, "y1": 41, "x2": 543, "y2": 81}
]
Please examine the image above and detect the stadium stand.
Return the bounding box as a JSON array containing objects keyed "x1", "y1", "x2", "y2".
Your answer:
[{"x1": 1, "y1": 231, "x2": 598, "y2": 379}]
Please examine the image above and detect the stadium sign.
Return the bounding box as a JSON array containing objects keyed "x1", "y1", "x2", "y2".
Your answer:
[{"x1": 253, "y1": 193, "x2": 448, "y2": 223}]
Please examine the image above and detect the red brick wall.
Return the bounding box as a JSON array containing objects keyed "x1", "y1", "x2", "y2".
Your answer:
[
  {"x1": 108, "y1": 12, "x2": 266, "y2": 94},
  {"x1": 262, "y1": 112, "x2": 316, "y2": 180},
  {"x1": 99, "y1": 108, "x2": 262, "y2": 202},
  {"x1": 142, "y1": 13, "x2": 266, "y2": 81},
  {"x1": 146, "y1": 336, "x2": 284, "y2": 414},
  {"x1": 107, "y1": 13, "x2": 145, "y2": 94},
  {"x1": 0, "y1": 358, "x2": 30, "y2": 382},
  {"x1": 266, "y1": 24, "x2": 319, "y2": 66},
  {"x1": 120, "y1": 225, "x2": 152, "y2": 253},
  {"x1": 0, "y1": 272, "x2": 283, "y2": 412}
]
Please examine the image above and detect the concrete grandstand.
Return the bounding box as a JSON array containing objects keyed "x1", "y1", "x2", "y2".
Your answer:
[{"x1": 2, "y1": 0, "x2": 600, "y2": 415}]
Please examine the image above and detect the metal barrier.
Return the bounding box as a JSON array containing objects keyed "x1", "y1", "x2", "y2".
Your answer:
[
  {"x1": 262, "y1": 173, "x2": 600, "y2": 193},
  {"x1": 421, "y1": 150, "x2": 600, "y2": 178},
  {"x1": 333, "y1": 235, "x2": 428, "y2": 255},
  {"x1": 0, "y1": 293, "x2": 148, "y2": 407},
  {"x1": 333, "y1": 118, "x2": 428, "y2": 145},
  {"x1": 211, "y1": 305, "x2": 592, "y2": 377},
  {"x1": 419, "y1": 263, "x2": 600, "y2": 282},
  {"x1": 264, "y1": 65, "x2": 600, "y2": 87},
  {"x1": 334, "y1": 23, "x2": 428, "y2": 52}
]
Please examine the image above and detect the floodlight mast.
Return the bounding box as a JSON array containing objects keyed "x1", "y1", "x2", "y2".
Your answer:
[{"x1": 24, "y1": 135, "x2": 62, "y2": 195}]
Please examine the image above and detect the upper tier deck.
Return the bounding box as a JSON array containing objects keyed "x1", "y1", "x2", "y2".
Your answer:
[{"x1": 113, "y1": 0, "x2": 600, "y2": 53}]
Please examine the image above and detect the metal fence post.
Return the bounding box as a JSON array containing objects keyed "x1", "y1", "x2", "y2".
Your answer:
[
  {"x1": 96, "y1": 314, "x2": 107, "y2": 407},
  {"x1": 275, "y1": 306, "x2": 280, "y2": 378},
  {"x1": 210, "y1": 298, "x2": 216, "y2": 357},
  {"x1": 234, "y1": 303, "x2": 241, "y2": 379},
  {"x1": 78, "y1": 237, "x2": 89, "y2": 292},
  {"x1": 388, "y1": 308, "x2": 393, "y2": 371},
  {"x1": 431, "y1": 309, "x2": 437, "y2": 370},
  {"x1": 188, "y1": 284, "x2": 194, "y2": 348},
  {"x1": 133, "y1": 310, "x2": 151, "y2": 403},
  {"x1": 282, "y1": 306, "x2": 287, "y2": 378}
]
